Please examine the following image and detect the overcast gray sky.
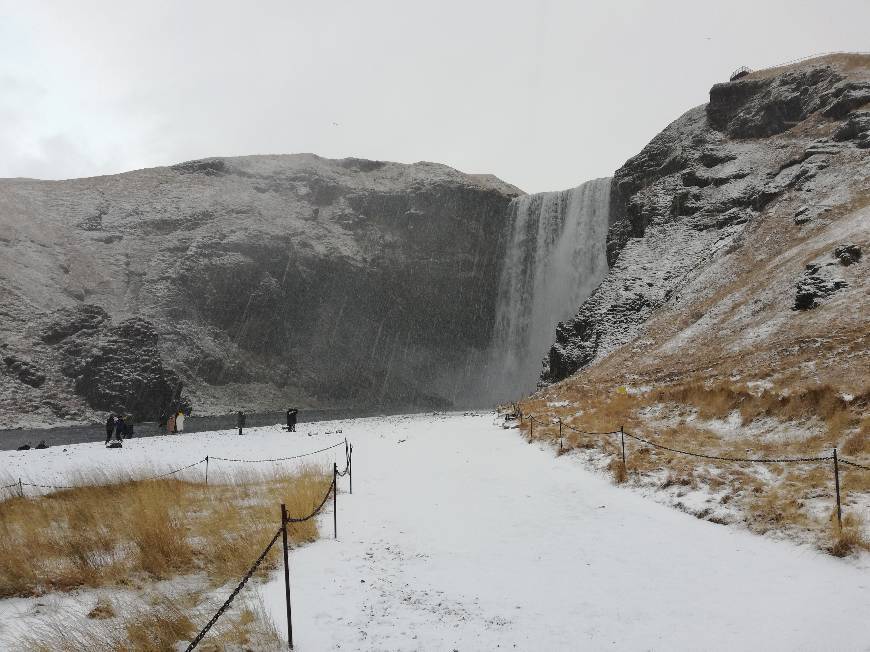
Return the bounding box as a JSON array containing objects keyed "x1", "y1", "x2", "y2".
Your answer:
[{"x1": 1, "y1": 0, "x2": 868, "y2": 193}]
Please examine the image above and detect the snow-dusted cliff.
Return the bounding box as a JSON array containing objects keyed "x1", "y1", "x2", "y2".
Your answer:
[
  {"x1": 0, "y1": 155, "x2": 521, "y2": 426},
  {"x1": 542, "y1": 54, "x2": 870, "y2": 390}
]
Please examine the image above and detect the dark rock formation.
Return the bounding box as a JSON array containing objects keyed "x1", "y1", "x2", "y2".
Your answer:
[
  {"x1": 834, "y1": 244, "x2": 862, "y2": 266},
  {"x1": 793, "y1": 263, "x2": 848, "y2": 310},
  {"x1": 0, "y1": 155, "x2": 521, "y2": 425},
  {"x1": 38, "y1": 305, "x2": 186, "y2": 419},
  {"x1": 3, "y1": 355, "x2": 46, "y2": 388},
  {"x1": 833, "y1": 111, "x2": 870, "y2": 148},
  {"x1": 544, "y1": 58, "x2": 870, "y2": 384}
]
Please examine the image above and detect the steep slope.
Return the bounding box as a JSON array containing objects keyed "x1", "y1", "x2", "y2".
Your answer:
[
  {"x1": 544, "y1": 54, "x2": 869, "y2": 394},
  {"x1": 526, "y1": 54, "x2": 869, "y2": 551},
  {"x1": 0, "y1": 155, "x2": 521, "y2": 426}
]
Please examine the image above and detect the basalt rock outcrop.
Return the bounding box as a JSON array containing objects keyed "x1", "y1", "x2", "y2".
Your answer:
[
  {"x1": 544, "y1": 55, "x2": 870, "y2": 384},
  {"x1": 0, "y1": 155, "x2": 520, "y2": 426}
]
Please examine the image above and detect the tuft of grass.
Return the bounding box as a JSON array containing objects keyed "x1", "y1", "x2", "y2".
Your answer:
[
  {"x1": 0, "y1": 465, "x2": 332, "y2": 598},
  {"x1": 608, "y1": 458, "x2": 627, "y2": 484},
  {"x1": 87, "y1": 597, "x2": 116, "y2": 620},
  {"x1": 830, "y1": 513, "x2": 870, "y2": 558},
  {"x1": 841, "y1": 419, "x2": 868, "y2": 456},
  {"x1": 21, "y1": 592, "x2": 197, "y2": 652}
]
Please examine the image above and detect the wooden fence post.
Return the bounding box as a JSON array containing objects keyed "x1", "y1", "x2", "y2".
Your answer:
[
  {"x1": 620, "y1": 426, "x2": 626, "y2": 471},
  {"x1": 559, "y1": 419, "x2": 563, "y2": 451},
  {"x1": 833, "y1": 448, "x2": 842, "y2": 530},
  {"x1": 333, "y1": 463, "x2": 338, "y2": 540},
  {"x1": 280, "y1": 504, "x2": 294, "y2": 649},
  {"x1": 204, "y1": 456, "x2": 209, "y2": 485}
]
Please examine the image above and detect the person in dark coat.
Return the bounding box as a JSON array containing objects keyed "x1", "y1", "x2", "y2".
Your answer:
[
  {"x1": 105, "y1": 414, "x2": 115, "y2": 444},
  {"x1": 123, "y1": 415, "x2": 134, "y2": 439},
  {"x1": 113, "y1": 415, "x2": 125, "y2": 441},
  {"x1": 286, "y1": 408, "x2": 298, "y2": 432},
  {"x1": 237, "y1": 410, "x2": 245, "y2": 436}
]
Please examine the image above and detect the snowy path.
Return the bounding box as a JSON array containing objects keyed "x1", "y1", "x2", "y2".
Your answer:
[
  {"x1": 2, "y1": 413, "x2": 868, "y2": 651},
  {"x1": 263, "y1": 413, "x2": 869, "y2": 651}
]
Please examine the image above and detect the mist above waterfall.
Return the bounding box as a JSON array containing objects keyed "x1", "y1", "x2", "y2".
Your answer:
[{"x1": 484, "y1": 178, "x2": 611, "y2": 401}]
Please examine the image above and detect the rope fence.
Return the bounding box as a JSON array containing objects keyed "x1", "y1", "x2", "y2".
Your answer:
[
  {"x1": 520, "y1": 412, "x2": 868, "y2": 530},
  {"x1": 188, "y1": 443, "x2": 352, "y2": 651},
  {"x1": 1, "y1": 439, "x2": 349, "y2": 500}
]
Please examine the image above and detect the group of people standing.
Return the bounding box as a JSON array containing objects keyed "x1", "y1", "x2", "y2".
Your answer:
[
  {"x1": 166, "y1": 410, "x2": 187, "y2": 435},
  {"x1": 105, "y1": 413, "x2": 134, "y2": 444}
]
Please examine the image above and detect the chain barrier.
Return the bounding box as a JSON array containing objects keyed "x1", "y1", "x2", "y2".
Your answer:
[
  {"x1": 144, "y1": 458, "x2": 207, "y2": 480},
  {"x1": 522, "y1": 410, "x2": 867, "y2": 531},
  {"x1": 335, "y1": 440, "x2": 351, "y2": 477},
  {"x1": 839, "y1": 457, "x2": 870, "y2": 472},
  {"x1": 284, "y1": 477, "x2": 336, "y2": 524},
  {"x1": 186, "y1": 527, "x2": 283, "y2": 651},
  {"x1": 4, "y1": 440, "x2": 348, "y2": 499},
  {"x1": 621, "y1": 430, "x2": 832, "y2": 464},
  {"x1": 209, "y1": 440, "x2": 345, "y2": 463},
  {"x1": 186, "y1": 442, "x2": 352, "y2": 650},
  {"x1": 526, "y1": 414, "x2": 838, "y2": 464}
]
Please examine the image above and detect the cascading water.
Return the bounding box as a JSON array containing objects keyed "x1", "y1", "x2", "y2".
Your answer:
[{"x1": 484, "y1": 177, "x2": 611, "y2": 401}]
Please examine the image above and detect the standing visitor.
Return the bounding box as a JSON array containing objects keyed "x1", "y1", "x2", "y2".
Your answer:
[
  {"x1": 113, "y1": 415, "x2": 125, "y2": 441},
  {"x1": 105, "y1": 413, "x2": 115, "y2": 444},
  {"x1": 167, "y1": 412, "x2": 176, "y2": 435},
  {"x1": 176, "y1": 410, "x2": 185, "y2": 433},
  {"x1": 124, "y1": 415, "x2": 134, "y2": 439},
  {"x1": 287, "y1": 407, "x2": 298, "y2": 432},
  {"x1": 237, "y1": 410, "x2": 245, "y2": 436}
]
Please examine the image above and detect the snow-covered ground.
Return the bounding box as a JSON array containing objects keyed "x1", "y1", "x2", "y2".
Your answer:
[{"x1": 2, "y1": 413, "x2": 869, "y2": 651}]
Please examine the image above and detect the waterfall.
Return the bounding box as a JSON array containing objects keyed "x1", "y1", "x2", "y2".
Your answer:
[{"x1": 485, "y1": 177, "x2": 611, "y2": 401}]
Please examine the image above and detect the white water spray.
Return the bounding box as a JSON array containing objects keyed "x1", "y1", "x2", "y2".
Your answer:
[{"x1": 485, "y1": 177, "x2": 611, "y2": 401}]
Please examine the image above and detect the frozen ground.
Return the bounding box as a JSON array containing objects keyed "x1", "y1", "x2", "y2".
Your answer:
[{"x1": 1, "y1": 413, "x2": 869, "y2": 651}]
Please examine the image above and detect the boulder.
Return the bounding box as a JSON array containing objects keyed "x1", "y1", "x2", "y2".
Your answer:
[
  {"x1": 793, "y1": 264, "x2": 848, "y2": 310},
  {"x1": 834, "y1": 244, "x2": 862, "y2": 266}
]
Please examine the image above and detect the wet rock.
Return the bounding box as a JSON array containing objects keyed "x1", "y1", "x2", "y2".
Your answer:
[
  {"x1": 834, "y1": 244, "x2": 862, "y2": 266},
  {"x1": 793, "y1": 264, "x2": 848, "y2": 310},
  {"x1": 833, "y1": 111, "x2": 870, "y2": 148}
]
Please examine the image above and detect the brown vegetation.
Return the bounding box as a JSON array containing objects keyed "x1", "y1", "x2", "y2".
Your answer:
[
  {"x1": 515, "y1": 378, "x2": 870, "y2": 555},
  {"x1": 0, "y1": 466, "x2": 332, "y2": 649},
  {"x1": 0, "y1": 466, "x2": 330, "y2": 598}
]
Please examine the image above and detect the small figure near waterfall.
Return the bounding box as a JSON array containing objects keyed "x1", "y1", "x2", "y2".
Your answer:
[
  {"x1": 286, "y1": 408, "x2": 298, "y2": 432},
  {"x1": 237, "y1": 410, "x2": 246, "y2": 435},
  {"x1": 105, "y1": 413, "x2": 116, "y2": 444}
]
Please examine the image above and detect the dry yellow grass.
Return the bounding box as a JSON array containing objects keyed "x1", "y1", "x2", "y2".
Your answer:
[
  {"x1": 0, "y1": 465, "x2": 332, "y2": 598},
  {"x1": 19, "y1": 589, "x2": 285, "y2": 652},
  {"x1": 514, "y1": 378, "x2": 870, "y2": 554},
  {"x1": 831, "y1": 513, "x2": 870, "y2": 558}
]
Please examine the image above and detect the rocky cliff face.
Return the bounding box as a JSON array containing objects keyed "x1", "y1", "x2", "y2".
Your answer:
[
  {"x1": 0, "y1": 155, "x2": 520, "y2": 426},
  {"x1": 544, "y1": 54, "x2": 870, "y2": 386}
]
